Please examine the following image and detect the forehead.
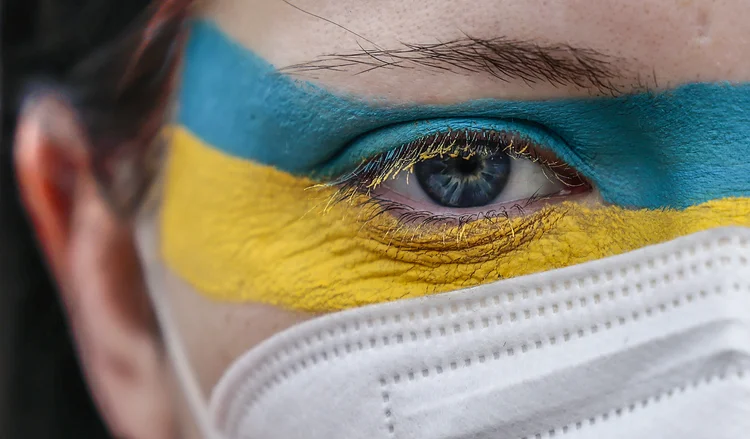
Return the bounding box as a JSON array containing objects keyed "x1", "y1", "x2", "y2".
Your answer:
[{"x1": 200, "y1": 0, "x2": 750, "y2": 101}]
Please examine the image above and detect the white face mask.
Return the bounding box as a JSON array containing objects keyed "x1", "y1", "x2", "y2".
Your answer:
[{"x1": 142, "y1": 226, "x2": 750, "y2": 439}]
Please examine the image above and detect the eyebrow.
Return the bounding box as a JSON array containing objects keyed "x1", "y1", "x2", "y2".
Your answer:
[{"x1": 280, "y1": 37, "x2": 631, "y2": 95}]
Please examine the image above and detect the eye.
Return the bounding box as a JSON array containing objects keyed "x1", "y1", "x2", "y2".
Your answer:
[
  {"x1": 385, "y1": 140, "x2": 580, "y2": 212},
  {"x1": 327, "y1": 119, "x2": 591, "y2": 219}
]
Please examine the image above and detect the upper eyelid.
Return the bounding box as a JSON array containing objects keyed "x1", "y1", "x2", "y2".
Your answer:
[{"x1": 317, "y1": 118, "x2": 570, "y2": 181}]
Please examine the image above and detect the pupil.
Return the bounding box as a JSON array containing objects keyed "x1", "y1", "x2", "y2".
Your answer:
[
  {"x1": 455, "y1": 156, "x2": 480, "y2": 175},
  {"x1": 414, "y1": 150, "x2": 511, "y2": 208}
]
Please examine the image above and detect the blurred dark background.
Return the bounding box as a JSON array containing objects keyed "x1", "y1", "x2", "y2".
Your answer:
[{"x1": 1, "y1": 1, "x2": 149, "y2": 437}]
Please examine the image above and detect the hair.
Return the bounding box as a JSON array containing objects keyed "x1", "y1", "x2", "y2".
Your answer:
[{"x1": 1, "y1": 0, "x2": 191, "y2": 437}]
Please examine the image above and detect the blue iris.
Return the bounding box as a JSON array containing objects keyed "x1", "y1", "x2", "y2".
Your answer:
[{"x1": 414, "y1": 150, "x2": 511, "y2": 208}]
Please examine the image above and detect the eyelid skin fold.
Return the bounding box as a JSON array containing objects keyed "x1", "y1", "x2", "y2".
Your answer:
[
  {"x1": 160, "y1": 127, "x2": 750, "y2": 313},
  {"x1": 317, "y1": 118, "x2": 567, "y2": 180},
  {"x1": 182, "y1": 20, "x2": 750, "y2": 210}
]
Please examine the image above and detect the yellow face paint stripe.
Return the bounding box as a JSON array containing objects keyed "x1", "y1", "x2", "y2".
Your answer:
[{"x1": 160, "y1": 126, "x2": 750, "y2": 312}]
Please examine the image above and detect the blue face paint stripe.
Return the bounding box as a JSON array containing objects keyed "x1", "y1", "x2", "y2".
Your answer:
[{"x1": 178, "y1": 20, "x2": 750, "y2": 210}]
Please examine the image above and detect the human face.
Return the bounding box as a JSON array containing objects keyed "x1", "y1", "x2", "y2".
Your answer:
[
  {"x1": 158, "y1": 0, "x2": 750, "y2": 399},
  {"x1": 17, "y1": 1, "x2": 750, "y2": 438}
]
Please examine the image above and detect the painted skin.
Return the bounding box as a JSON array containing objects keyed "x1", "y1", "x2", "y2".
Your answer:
[{"x1": 160, "y1": 21, "x2": 750, "y2": 313}]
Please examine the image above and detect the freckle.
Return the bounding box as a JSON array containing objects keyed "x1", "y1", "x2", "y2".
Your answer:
[{"x1": 695, "y1": 7, "x2": 712, "y2": 43}]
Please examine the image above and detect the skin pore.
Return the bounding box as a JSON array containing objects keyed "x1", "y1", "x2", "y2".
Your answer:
[{"x1": 14, "y1": 1, "x2": 750, "y2": 439}]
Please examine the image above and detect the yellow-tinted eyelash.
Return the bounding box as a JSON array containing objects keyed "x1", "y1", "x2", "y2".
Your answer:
[{"x1": 312, "y1": 129, "x2": 587, "y2": 231}]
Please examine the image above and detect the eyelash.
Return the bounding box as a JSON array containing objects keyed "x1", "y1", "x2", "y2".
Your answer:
[{"x1": 321, "y1": 128, "x2": 588, "y2": 227}]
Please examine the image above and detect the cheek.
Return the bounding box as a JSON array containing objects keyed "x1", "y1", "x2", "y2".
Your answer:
[
  {"x1": 158, "y1": 268, "x2": 310, "y2": 395},
  {"x1": 160, "y1": 126, "x2": 750, "y2": 313}
]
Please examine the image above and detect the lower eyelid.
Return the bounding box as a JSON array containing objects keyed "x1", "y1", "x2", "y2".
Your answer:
[{"x1": 370, "y1": 185, "x2": 597, "y2": 222}]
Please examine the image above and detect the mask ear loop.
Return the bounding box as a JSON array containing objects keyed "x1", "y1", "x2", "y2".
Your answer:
[{"x1": 134, "y1": 180, "x2": 224, "y2": 439}]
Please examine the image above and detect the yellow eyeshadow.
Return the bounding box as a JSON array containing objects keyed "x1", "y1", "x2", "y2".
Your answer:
[{"x1": 160, "y1": 126, "x2": 750, "y2": 312}]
